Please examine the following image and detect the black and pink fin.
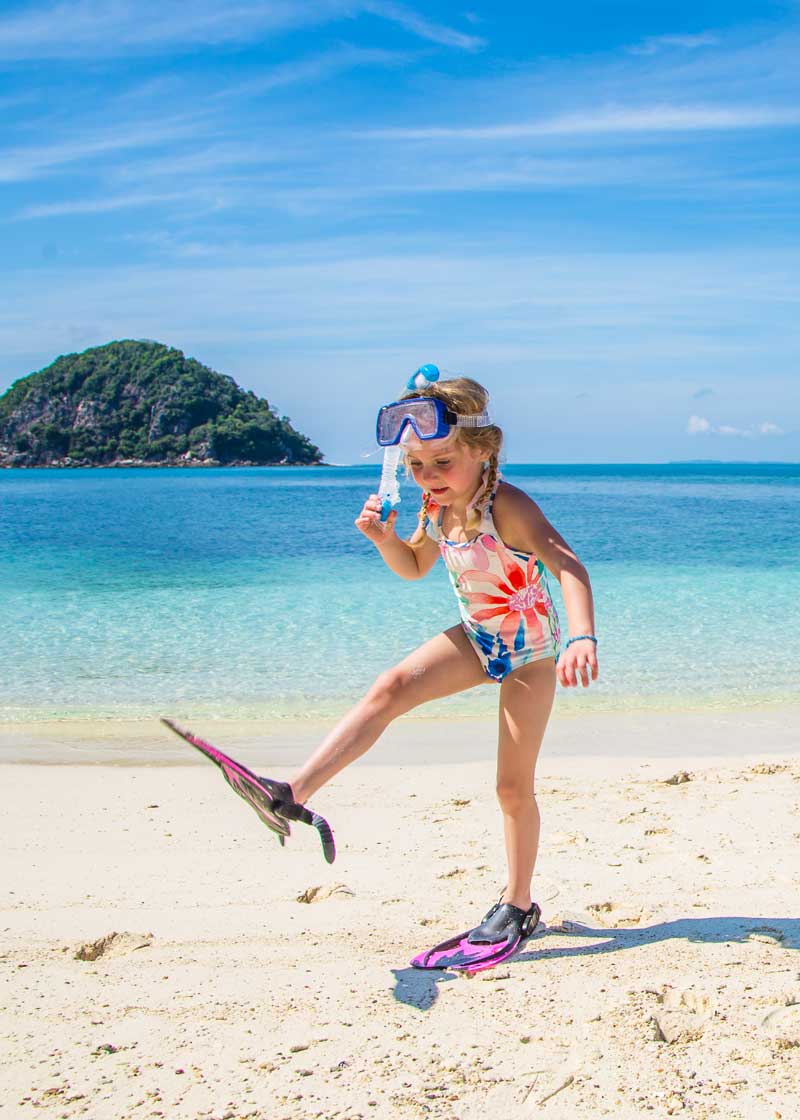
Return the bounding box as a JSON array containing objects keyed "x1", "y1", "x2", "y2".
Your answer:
[
  {"x1": 160, "y1": 718, "x2": 335, "y2": 863},
  {"x1": 410, "y1": 902, "x2": 541, "y2": 973}
]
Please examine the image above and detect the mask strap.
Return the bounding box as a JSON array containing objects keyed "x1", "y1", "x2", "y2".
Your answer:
[{"x1": 454, "y1": 410, "x2": 490, "y2": 428}]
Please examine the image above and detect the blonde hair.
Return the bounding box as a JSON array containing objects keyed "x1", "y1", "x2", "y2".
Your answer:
[{"x1": 401, "y1": 376, "x2": 503, "y2": 532}]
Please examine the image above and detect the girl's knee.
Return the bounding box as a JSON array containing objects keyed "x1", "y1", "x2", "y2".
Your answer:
[
  {"x1": 496, "y1": 778, "x2": 537, "y2": 817},
  {"x1": 365, "y1": 667, "x2": 416, "y2": 717}
]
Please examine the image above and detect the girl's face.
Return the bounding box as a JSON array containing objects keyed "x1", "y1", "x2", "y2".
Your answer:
[{"x1": 403, "y1": 434, "x2": 486, "y2": 505}]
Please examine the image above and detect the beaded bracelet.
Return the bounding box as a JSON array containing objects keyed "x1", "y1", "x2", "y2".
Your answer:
[{"x1": 564, "y1": 635, "x2": 598, "y2": 650}]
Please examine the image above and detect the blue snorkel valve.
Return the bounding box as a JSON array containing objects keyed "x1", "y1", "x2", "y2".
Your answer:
[
  {"x1": 379, "y1": 364, "x2": 440, "y2": 521},
  {"x1": 406, "y1": 363, "x2": 440, "y2": 392},
  {"x1": 379, "y1": 493, "x2": 396, "y2": 522}
]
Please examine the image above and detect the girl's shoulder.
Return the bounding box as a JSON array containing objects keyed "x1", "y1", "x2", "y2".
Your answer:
[
  {"x1": 491, "y1": 482, "x2": 547, "y2": 554},
  {"x1": 492, "y1": 480, "x2": 542, "y2": 519}
]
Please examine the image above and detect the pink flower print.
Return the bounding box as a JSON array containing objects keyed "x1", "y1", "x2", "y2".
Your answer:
[
  {"x1": 458, "y1": 544, "x2": 550, "y2": 651},
  {"x1": 469, "y1": 534, "x2": 493, "y2": 570}
]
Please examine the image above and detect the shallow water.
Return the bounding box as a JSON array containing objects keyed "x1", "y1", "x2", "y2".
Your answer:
[{"x1": 1, "y1": 463, "x2": 797, "y2": 721}]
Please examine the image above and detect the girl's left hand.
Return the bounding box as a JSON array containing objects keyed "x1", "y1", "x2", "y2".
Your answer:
[{"x1": 557, "y1": 640, "x2": 599, "y2": 688}]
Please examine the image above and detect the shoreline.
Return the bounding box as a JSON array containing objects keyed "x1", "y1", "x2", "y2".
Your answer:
[
  {"x1": 0, "y1": 459, "x2": 329, "y2": 469},
  {"x1": 2, "y1": 705, "x2": 798, "y2": 767}
]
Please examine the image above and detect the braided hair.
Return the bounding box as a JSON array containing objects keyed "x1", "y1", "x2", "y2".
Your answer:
[
  {"x1": 418, "y1": 488, "x2": 432, "y2": 527},
  {"x1": 465, "y1": 450, "x2": 500, "y2": 533}
]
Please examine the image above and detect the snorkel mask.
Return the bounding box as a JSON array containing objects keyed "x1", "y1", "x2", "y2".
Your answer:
[
  {"x1": 377, "y1": 364, "x2": 491, "y2": 521},
  {"x1": 377, "y1": 396, "x2": 490, "y2": 446}
]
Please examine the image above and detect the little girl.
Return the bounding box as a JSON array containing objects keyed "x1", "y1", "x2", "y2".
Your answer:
[{"x1": 264, "y1": 372, "x2": 599, "y2": 962}]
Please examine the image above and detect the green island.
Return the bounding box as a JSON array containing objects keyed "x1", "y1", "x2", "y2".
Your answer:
[{"x1": 0, "y1": 340, "x2": 324, "y2": 467}]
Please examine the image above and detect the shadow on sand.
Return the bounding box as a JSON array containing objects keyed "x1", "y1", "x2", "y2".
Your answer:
[{"x1": 392, "y1": 914, "x2": 800, "y2": 1011}]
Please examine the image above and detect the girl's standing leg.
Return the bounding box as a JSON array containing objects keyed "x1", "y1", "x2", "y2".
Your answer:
[
  {"x1": 290, "y1": 625, "x2": 486, "y2": 803},
  {"x1": 496, "y1": 657, "x2": 557, "y2": 910}
]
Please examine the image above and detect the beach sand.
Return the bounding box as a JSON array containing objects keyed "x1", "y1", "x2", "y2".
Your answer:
[{"x1": 2, "y1": 709, "x2": 799, "y2": 1119}]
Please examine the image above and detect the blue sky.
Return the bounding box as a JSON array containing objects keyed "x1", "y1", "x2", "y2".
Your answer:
[{"x1": 1, "y1": 1, "x2": 798, "y2": 463}]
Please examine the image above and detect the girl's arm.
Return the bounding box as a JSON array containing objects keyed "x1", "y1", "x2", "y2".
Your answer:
[
  {"x1": 492, "y1": 484, "x2": 598, "y2": 688},
  {"x1": 355, "y1": 494, "x2": 440, "y2": 580}
]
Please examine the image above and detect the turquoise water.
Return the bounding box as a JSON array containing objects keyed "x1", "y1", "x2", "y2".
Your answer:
[{"x1": 1, "y1": 464, "x2": 798, "y2": 721}]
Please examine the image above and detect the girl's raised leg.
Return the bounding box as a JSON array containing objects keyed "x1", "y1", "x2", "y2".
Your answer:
[
  {"x1": 495, "y1": 657, "x2": 556, "y2": 911},
  {"x1": 290, "y1": 625, "x2": 486, "y2": 803}
]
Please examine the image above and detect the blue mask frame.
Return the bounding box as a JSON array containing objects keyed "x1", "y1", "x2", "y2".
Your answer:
[{"x1": 376, "y1": 397, "x2": 457, "y2": 446}]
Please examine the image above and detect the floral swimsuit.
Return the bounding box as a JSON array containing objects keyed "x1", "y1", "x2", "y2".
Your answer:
[{"x1": 423, "y1": 477, "x2": 561, "y2": 682}]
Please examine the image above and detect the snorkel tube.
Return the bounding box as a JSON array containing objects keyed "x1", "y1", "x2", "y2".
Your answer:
[{"x1": 378, "y1": 364, "x2": 440, "y2": 521}]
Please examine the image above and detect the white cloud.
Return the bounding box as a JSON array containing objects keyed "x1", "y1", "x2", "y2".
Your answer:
[
  {"x1": 0, "y1": 0, "x2": 482, "y2": 60},
  {"x1": 688, "y1": 416, "x2": 787, "y2": 438},
  {"x1": 212, "y1": 45, "x2": 413, "y2": 101},
  {"x1": 361, "y1": 1, "x2": 484, "y2": 51},
  {"x1": 353, "y1": 104, "x2": 800, "y2": 143},
  {"x1": 629, "y1": 33, "x2": 719, "y2": 56},
  {"x1": 107, "y1": 142, "x2": 291, "y2": 184},
  {"x1": 0, "y1": 0, "x2": 298, "y2": 57},
  {"x1": 0, "y1": 118, "x2": 201, "y2": 184},
  {"x1": 717, "y1": 424, "x2": 750, "y2": 437},
  {"x1": 17, "y1": 192, "x2": 187, "y2": 219}
]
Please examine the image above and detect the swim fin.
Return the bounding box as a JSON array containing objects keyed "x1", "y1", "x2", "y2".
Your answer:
[
  {"x1": 160, "y1": 718, "x2": 336, "y2": 863},
  {"x1": 410, "y1": 901, "x2": 541, "y2": 973}
]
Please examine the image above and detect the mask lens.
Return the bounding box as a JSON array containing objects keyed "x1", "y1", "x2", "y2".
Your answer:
[
  {"x1": 377, "y1": 405, "x2": 404, "y2": 445},
  {"x1": 377, "y1": 399, "x2": 444, "y2": 445},
  {"x1": 408, "y1": 400, "x2": 440, "y2": 438}
]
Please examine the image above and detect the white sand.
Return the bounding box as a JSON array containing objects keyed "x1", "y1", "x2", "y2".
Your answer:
[{"x1": 2, "y1": 710, "x2": 799, "y2": 1119}]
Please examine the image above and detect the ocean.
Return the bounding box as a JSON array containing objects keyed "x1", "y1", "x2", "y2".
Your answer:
[{"x1": 1, "y1": 463, "x2": 797, "y2": 723}]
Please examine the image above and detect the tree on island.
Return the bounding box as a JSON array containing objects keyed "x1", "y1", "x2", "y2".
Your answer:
[{"x1": 0, "y1": 340, "x2": 324, "y2": 467}]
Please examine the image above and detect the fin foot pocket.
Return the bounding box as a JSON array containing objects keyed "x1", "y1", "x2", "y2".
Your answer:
[
  {"x1": 262, "y1": 779, "x2": 336, "y2": 864},
  {"x1": 410, "y1": 900, "x2": 541, "y2": 972}
]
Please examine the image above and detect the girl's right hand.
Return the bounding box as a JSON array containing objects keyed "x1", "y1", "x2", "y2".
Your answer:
[{"x1": 355, "y1": 494, "x2": 398, "y2": 545}]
